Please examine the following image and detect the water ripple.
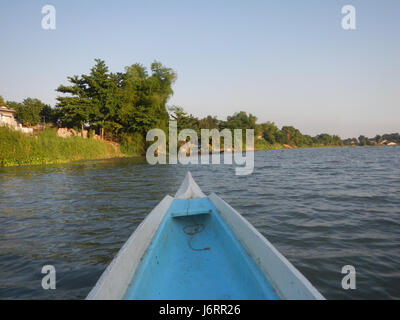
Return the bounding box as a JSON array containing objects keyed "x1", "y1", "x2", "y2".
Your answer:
[{"x1": 0, "y1": 147, "x2": 399, "y2": 299}]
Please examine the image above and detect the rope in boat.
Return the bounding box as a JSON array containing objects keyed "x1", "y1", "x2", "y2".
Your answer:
[{"x1": 183, "y1": 223, "x2": 210, "y2": 251}]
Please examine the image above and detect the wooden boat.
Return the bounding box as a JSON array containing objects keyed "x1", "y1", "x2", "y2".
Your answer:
[{"x1": 87, "y1": 172, "x2": 324, "y2": 300}]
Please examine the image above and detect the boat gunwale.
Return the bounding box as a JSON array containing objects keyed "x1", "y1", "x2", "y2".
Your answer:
[
  {"x1": 86, "y1": 195, "x2": 174, "y2": 300},
  {"x1": 208, "y1": 192, "x2": 325, "y2": 300},
  {"x1": 87, "y1": 172, "x2": 202, "y2": 299}
]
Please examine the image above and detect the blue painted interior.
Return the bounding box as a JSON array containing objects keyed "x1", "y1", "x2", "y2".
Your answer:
[
  {"x1": 123, "y1": 198, "x2": 280, "y2": 300},
  {"x1": 170, "y1": 197, "x2": 212, "y2": 217}
]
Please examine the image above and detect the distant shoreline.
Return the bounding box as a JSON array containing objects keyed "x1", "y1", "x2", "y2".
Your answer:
[
  {"x1": 1, "y1": 129, "x2": 397, "y2": 169},
  {"x1": 255, "y1": 143, "x2": 398, "y2": 151}
]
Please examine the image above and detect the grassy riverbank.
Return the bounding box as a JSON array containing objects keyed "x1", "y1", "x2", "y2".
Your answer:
[
  {"x1": 0, "y1": 127, "x2": 131, "y2": 167},
  {"x1": 255, "y1": 139, "x2": 286, "y2": 150},
  {"x1": 254, "y1": 138, "x2": 334, "y2": 150},
  {"x1": 2, "y1": 126, "x2": 392, "y2": 168}
]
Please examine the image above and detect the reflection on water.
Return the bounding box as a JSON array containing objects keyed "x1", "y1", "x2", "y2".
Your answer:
[{"x1": 0, "y1": 147, "x2": 399, "y2": 299}]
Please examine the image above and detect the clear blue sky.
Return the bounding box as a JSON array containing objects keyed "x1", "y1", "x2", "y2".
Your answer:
[{"x1": 0, "y1": 0, "x2": 399, "y2": 138}]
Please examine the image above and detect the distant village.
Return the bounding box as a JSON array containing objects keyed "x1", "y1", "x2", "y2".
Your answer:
[{"x1": 342, "y1": 136, "x2": 398, "y2": 147}]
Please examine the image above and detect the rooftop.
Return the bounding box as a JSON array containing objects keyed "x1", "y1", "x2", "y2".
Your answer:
[{"x1": 0, "y1": 106, "x2": 16, "y2": 113}]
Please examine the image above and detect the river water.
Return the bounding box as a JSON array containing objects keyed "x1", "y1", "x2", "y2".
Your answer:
[{"x1": 0, "y1": 146, "x2": 399, "y2": 299}]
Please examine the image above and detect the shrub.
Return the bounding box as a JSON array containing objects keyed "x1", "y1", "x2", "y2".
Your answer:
[{"x1": 120, "y1": 132, "x2": 145, "y2": 155}]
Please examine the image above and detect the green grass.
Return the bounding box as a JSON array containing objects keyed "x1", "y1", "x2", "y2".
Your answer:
[
  {"x1": 0, "y1": 127, "x2": 126, "y2": 167},
  {"x1": 120, "y1": 132, "x2": 146, "y2": 156},
  {"x1": 254, "y1": 138, "x2": 343, "y2": 151},
  {"x1": 254, "y1": 139, "x2": 286, "y2": 150}
]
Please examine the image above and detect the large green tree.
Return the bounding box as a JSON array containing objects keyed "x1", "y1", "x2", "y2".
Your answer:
[
  {"x1": 56, "y1": 59, "x2": 176, "y2": 142},
  {"x1": 83, "y1": 59, "x2": 118, "y2": 139},
  {"x1": 118, "y1": 63, "x2": 174, "y2": 135}
]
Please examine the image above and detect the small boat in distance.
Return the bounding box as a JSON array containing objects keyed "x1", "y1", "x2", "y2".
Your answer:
[{"x1": 87, "y1": 172, "x2": 324, "y2": 300}]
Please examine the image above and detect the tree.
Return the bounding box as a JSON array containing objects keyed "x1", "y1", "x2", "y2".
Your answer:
[
  {"x1": 118, "y1": 63, "x2": 173, "y2": 135},
  {"x1": 56, "y1": 74, "x2": 92, "y2": 133},
  {"x1": 199, "y1": 115, "x2": 219, "y2": 130},
  {"x1": 83, "y1": 59, "x2": 115, "y2": 139},
  {"x1": 56, "y1": 58, "x2": 177, "y2": 143},
  {"x1": 56, "y1": 97, "x2": 91, "y2": 133},
  {"x1": 169, "y1": 106, "x2": 199, "y2": 133},
  {"x1": 224, "y1": 111, "x2": 257, "y2": 130},
  {"x1": 260, "y1": 121, "x2": 279, "y2": 144},
  {"x1": 358, "y1": 135, "x2": 367, "y2": 146},
  {"x1": 313, "y1": 133, "x2": 339, "y2": 146},
  {"x1": 39, "y1": 104, "x2": 56, "y2": 124},
  {"x1": 56, "y1": 59, "x2": 120, "y2": 138},
  {"x1": 302, "y1": 135, "x2": 314, "y2": 146},
  {"x1": 279, "y1": 126, "x2": 304, "y2": 145},
  {"x1": 0, "y1": 96, "x2": 4, "y2": 106}
]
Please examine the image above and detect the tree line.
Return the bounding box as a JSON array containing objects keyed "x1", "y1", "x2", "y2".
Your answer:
[
  {"x1": 1, "y1": 59, "x2": 398, "y2": 150},
  {"x1": 168, "y1": 107, "x2": 343, "y2": 147}
]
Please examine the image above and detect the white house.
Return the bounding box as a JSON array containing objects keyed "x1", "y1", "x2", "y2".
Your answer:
[
  {"x1": 0, "y1": 106, "x2": 18, "y2": 126},
  {"x1": 0, "y1": 106, "x2": 33, "y2": 134}
]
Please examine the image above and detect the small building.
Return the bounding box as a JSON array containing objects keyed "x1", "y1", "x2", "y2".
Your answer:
[
  {"x1": 0, "y1": 106, "x2": 18, "y2": 127},
  {"x1": 0, "y1": 105, "x2": 33, "y2": 134}
]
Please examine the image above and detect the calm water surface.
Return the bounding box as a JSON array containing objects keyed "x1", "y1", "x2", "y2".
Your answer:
[{"x1": 0, "y1": 147, "x2": 399, "y2": 299}]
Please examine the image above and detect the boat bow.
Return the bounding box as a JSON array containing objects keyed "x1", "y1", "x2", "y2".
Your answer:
[
  {"x1": 87, "y1": 171, "x2": 325, "y2": 300},
  {"x1": 175, "y1": 172, "x2": 206, "y2": 199}
]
